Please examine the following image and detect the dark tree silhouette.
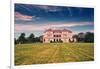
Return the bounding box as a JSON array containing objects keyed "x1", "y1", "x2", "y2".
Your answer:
[
  {"x1": 14, "y1": 38, "x2": 17, "y2": 45},
  {"x1": 72, "y1": 34, "x2": 78, "y2": 39},
  {"x1": 39, "y1": 35, "x2": 43, "y2": 43},
  {"x1": 17, "y1": 33, "x2": 27, "y2": 44},
  {"x1": 85, "y1": 32, "x2": 94, "y2": 42},
  {"x1": 27, "y1": 33, "x2": 35, "y2": 43},
  {"x1": 78, "y1": 32, "x2": 85, "y2": 42},
  {"x1": 34, "y1": 37, "x2": 40, "y2": 42},
  {"x1": 72, "y1": 34, "x2": 78, "y2": 42}
]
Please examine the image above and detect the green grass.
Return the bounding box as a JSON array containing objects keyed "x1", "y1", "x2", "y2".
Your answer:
[{"x1": 15, "y1": 43, "x2": 94, "y2": 65}]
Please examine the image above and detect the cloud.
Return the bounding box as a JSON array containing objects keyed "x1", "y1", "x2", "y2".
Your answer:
[
  {"x1": 15, "y1": 12, "x2": 33, "y2": 21},
  {"x1": 15, "y1": 22, "x2": 93, "y2": 32},
  {"x1": 48, "y1": 22, "x2": 93, "y2": 28},
  {"x1": 35, "y1": 5, "x2": 62, "y2": 12},
  {"x1": 15, "y1": 24, "x2": 42, "y2": 32}
]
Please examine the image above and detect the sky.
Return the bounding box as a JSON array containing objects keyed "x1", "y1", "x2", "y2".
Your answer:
[{"x1": 14, "y1": 3, "x2": 94, "y2": 39}]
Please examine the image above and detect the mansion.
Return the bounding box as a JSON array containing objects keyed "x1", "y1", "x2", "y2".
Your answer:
[{"x1": 43, "y1": 29, "x2": 76, "y2": 43}]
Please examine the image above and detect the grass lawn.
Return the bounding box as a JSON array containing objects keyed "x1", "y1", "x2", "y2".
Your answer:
[{"x1": 15, "y1": 43, "x2": 94, "y2": 65}]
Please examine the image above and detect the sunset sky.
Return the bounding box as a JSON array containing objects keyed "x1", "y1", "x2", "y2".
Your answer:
[{"x1": 15, "y1": 3, "x2": 94, "y2": 39}]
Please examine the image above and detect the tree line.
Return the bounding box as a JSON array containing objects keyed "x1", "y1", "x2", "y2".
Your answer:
[
  {"x1": 15, "y1": 32, "x2": 94, "y2": 44},
  {"x1": 15, "y1": 33, "x2": 42, "y2": 44},
  {"x1": 72, "y1": 32, "x2": 94, "y2": 43}
]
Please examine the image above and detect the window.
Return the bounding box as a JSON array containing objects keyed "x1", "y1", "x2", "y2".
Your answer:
[{"x1": 53, "y1": 35, "x2": 61, "y2": 37}]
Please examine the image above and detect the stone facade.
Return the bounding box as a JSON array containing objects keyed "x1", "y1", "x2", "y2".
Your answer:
[{"x1": 43, "y1": 29, "x2": 74, "y2": 43}]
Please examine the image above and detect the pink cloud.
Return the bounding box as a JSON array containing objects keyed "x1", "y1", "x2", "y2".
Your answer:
[
  {"x1": 15, "y1": 12, "x2": 32, "y2": 21},
  {"x1": 15, "y1": 22, "x2": 93, "y2": 32}
]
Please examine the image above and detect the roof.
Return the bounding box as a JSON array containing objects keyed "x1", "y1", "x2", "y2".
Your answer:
[
  {"x1": 44, "y1": 29, "x2": 72, "y2": 33},
  {"x1": 62, "y1": 29, "x2": 72, "y2": 33}
]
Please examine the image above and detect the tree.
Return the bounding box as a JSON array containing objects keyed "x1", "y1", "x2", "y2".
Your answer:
[
  {"x1": 39, "y1": 35, "x2": 43, "y2": 43},
  {"x1": 72, "y1": 34, "x2": 78, "y2": 42},
  {"x1": 17, "y1": 33, "x2": 26, "y2": 44},
  {"x1": 34, "y1": 37, "x2": 40, "y2": 42},
  {"x1": 85, "y1": 32, "x2": 94, "y2": 42},
  {"x1": 27, "y1": 33, "x2": 35, "y2": 43},
  {"x1": 14, "y1": 38, "x2": 17, "y2": 45},
  {"x1": 78, "y1": 32, "x2": 85, "y2": 42},
  {"x1": 73, "y1": 34, "x2": 78, "y2": 38}
]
